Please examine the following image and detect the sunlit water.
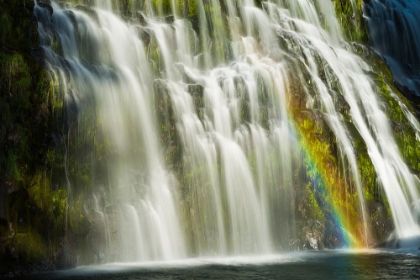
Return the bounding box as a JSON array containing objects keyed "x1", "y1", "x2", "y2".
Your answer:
[{"x1": 19, "y1": 250, "x2": 420, "y2": 279}]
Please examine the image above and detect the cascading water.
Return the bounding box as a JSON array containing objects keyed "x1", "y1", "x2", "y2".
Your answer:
[
  {"x1": 34, "y1": 0, "x2": 420, "y2": 263},
  {"x1": 364, "y1": 0, "x2": 420, "y2": 98},
  {"x1": 35, "y1": 1, "x2": 187, "y2": 261}
]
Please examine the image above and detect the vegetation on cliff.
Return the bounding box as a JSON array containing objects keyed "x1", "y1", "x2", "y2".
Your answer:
[
  {"x1": 0, "y1": 0, "x2": 69, "y2": 273},
  {"x1": 1, "y1": 0, "x2": 420, "y2": 274}
]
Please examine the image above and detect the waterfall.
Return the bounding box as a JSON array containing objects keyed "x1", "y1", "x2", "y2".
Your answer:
[
  {"x1": 364, "y1": 0, "x2": 420, "y2": 98},
  {"x1": 34, "y1": 0, "x2": 420, "y2": 262}
]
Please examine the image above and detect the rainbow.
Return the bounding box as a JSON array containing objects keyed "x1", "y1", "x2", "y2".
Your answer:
[{"x1": 291, "y1": 116, "x2": 365, "y2": 248}]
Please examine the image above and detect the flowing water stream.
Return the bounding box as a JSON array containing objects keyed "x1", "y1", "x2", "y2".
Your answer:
[
  {"x1": 34, "y1": 0, "x2": 420, "y2": 263},
  {"x1": 364, "y1": 0, "x2": 420, "y2": 97}
]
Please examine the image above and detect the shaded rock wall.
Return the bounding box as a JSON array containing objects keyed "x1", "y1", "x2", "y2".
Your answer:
[{"x1": 0, "y1": 0, "x2": 70, "y2": 275}]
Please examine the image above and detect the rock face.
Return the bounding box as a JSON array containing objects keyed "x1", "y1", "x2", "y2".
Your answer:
[
  {"x1": 1, "y1": 0, "x2": 420, "y2": 275},
  {"x1": 0, "y1": 0, "x2": 69, "y2": 275},
  {"x1": 36, "y1": 0, "x2": 53, "y2": 15}
]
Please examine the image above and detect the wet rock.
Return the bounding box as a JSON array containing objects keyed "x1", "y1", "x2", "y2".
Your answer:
[
  {"x1": 31, "y1": 47, "x2": 46, "y2": 64},
  {"x1": 85, "y1": 211, "x2": 107, "y2": 264},
  {"x1": 30, "y1": 14, "x2": 39, "y2": 48},
  {"x1": 368, "y1": 200, "x2": 394, "y2": 242},
  {"x1": 52, "y1": 236, "x2": 77, "y2": 270},
  {"x1": 188, "y1": 15, "x2": 200, "y2": 35},
  {"x1": 36, "y1": 0, "x2": 53, "y2": 15},
  {"x1": 394, "y1": 81, "x2": 420, "y2": 103},
  {"x1": 305, "y1": 233, "x2": 319, "y2": 250},
  {"x1": 333, "y1": 90, "x2": 349, "y2": 113},
  {"x1": 25, "y1": 0, "x2": 36, "y2": 11},
  {"x1": 136, "y1": 12, "x2": 147, "y2": 25},
  {"x1": 141, "y1": 30, "x2": 151, "y2": 46},
  {"x1": 133, "y1": 26, "x2": 151, "y2": 46},
  {"x1": 153, "y1": 79, "x2": 173, "y2": 124},
  {"x1": 187, "y1": 84, "x2": 204, "y2": 99},
  {"x1": 298, "y1": 219, "x2": 327, "y2": 250},
  {"x1": 165, "y1": 15, "x2": 175, "y2": 24},
  {"x1": 154, "y1": 79, "x2": 169, "y2": 96},
  {"x1": 187, "y1": 84, "x2": 205, "y2": 120},
  {"x1": 37, "y1": 0, "x2": 51, "y2": 6},
  {"x1": 303, "y1": 227, "x2": 326, "y2": 250},
  {"x1": 413, "y1": 199, "x2": 420, "y2": 224}
]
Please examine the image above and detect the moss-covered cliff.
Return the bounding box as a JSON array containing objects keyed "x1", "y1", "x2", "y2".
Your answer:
[
  {"x1": 0, "y1": 0, "x2": 70, "y2": 274},
  {"x1": 1, "y1": 0, "x2": 420, "y2": 275}
]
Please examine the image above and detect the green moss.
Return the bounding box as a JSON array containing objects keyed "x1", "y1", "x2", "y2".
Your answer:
[
  {"x1": 364, "y1": 186, "x2": 374, "y2": 201},
  {"x1": 305, "y1": 183, "x2": 325, "y2": 221},
  {"x1": 68, "y1": 196, "x2": 88, "y2": 235},
  {"x1": 290, "y1": 98, "x2": 366, "y2": 243},
  {"x1": 7, "y1": 177, "x2": 67, "y2": 262},
  {"x1": 0, "y1": 1, "x2": 68, "y2": 268},
  {"x1": 332, "y1": 0, "x2": 368, "y2": 43},
  {"x1": 151, "y1": 0, "x2": 172, "y2": 15},
  {"x1": 0, "y1": 12, "x2": 12, "y2": 43},
  {"x1": 362, "y1": 51, "x2": 420, "y2": 177},
  {"x1": 187, "y1": 0, "x2": 198, "y2": 17},
  {"x1": 5, "y1": 173, "x2": 68, "y2": 265},
  {"x1": 357, "y1": 151, "x2": 376, "y2": 196},
  {"x1": 167, "y1": 0, "x2": 198, "y2": 17},
  {"x1": 12, "y1": 231, "x2": 46, "y2": 264},
  {"x1": 4, "y1": 152, "x2": 21, "y2": 180},
  {"x1": 0, "y1": 0, "x2": 35, "y2": 52}
]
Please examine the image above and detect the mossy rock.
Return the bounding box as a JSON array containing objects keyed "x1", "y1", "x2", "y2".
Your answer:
[{"x1": 332, "y1": 0, "x2": 368, "y2": 43}]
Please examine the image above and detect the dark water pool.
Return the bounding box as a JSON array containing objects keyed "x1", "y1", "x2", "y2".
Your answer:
[{"x1": 16, "y1": 250, "x2": 420, "y2": 280}]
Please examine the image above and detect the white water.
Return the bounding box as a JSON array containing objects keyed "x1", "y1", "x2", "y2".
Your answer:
[{"x1": 34, "y1": 0, "x2": 420, "y2": 263}]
